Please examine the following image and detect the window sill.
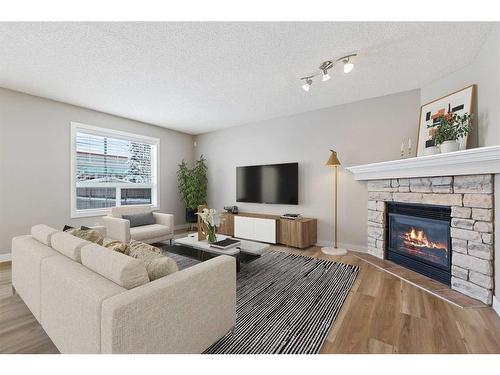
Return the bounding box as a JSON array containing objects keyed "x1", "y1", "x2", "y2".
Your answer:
[{"x1": 71, "y1": 204, "x2": 159, "y2": 219}]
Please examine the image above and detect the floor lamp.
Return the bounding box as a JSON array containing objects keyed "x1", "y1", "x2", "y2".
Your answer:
[{"x1": 321, "y1": 150, "x2": 347, "y2": 256}]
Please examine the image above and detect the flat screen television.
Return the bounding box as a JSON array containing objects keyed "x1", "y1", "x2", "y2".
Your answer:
[{"x1": 236, "y1": 162, "x2": 298, "y2": 205}]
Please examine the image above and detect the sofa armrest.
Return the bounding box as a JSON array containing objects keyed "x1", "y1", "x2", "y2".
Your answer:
[
  {"x1": 152, "y1": 212, "x2": 174, "y2": 233},
  {"x1": 100, "y1": 255, "x2": 236, "y2": 354},
  {"x1": 102, "y1": 216, "x2": 130, "y2": 243}
]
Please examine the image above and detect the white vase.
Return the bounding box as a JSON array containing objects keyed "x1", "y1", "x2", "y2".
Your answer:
[
  {"x1": 439, "y1": 140, "x2": 460, "y2": 153},
  {"x1": 424, "y1": 146, "x2": 440, "y2": 156}
]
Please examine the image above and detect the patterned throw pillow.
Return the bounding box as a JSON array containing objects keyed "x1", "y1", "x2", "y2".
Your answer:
[
  {"x1": 128, "y1": 240, "x2": 178, "y2": 280},
  {"x1": 68, "y1": 228, "x2": 104, "y2": 245},
  {"x1": 102, "y1": 238, "x2": 129, "y2": 254}
]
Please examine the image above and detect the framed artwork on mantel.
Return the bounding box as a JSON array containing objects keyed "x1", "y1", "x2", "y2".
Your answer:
[{"x1": 416, "y1": 84, "x2": 475, "y2": 156}]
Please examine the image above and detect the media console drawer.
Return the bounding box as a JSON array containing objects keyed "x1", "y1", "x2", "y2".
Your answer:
[
  {"x1": 278, "y1": 218, "x2": 317, "y2": 249},
  {"x1": 234, "y1": 216, "x2": 276, "y2": 244}
]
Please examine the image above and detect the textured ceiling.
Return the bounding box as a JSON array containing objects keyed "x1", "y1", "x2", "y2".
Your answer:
[{"x1": 0, "y1": 22, "x2": 493, "y2": 134}]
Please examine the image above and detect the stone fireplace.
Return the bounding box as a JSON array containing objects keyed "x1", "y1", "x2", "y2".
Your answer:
[{"x1": 367, "y1": 175, "x2": 494, "y2": 305}]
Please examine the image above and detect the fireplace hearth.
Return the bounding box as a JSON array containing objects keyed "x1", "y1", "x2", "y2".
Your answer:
[{"x1": 387, "y1": 202, "x2": 451, "y2": 285}]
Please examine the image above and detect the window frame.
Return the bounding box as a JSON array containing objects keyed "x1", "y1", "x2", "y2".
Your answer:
[{"x1": 70, "y1": 122, "x2": 160, "y2": 218}]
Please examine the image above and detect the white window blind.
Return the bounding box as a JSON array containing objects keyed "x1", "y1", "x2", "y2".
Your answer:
[{"x1": 71, "y1": 123, "x2": 159, "y2": 218}]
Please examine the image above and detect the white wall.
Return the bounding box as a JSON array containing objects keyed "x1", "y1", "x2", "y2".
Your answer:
[
  {"x1": 421, "y1": 24, "x2": 500, "y2": 304},
  {"x1": 195, "y1": 89, "x2": 420, "y2": 250},
  {"x1": 420, "y1": 24, "x2": 500, "y2": 147},
  {"x1": 0, "y1": 88, "x2": 194, "y2": 255}
]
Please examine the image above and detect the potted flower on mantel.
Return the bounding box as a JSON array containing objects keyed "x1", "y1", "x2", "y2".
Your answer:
[{"x1": 427, "y1": 112, "x2": 473, "y2": 153}]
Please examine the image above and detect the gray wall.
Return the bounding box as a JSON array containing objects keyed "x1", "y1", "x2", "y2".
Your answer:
[
  {"x1": 195, "y1": 89, "x2": 421, "y2": 250},
  {"x1": 420, "y1": 24, "x2": 500, "y2": 303},
  {"x1": 0, "y1": 88, "x2": 194, "y2": 255}
]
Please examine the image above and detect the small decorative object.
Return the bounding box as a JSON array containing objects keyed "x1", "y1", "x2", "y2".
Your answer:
[
  {"x1": 400, "y1": 142, "x2": 405, "y2": 159},
  {"x1": 196, "y1": 208, "x2": 223, "y2": 243},
  {"x1": 424, "y1": 139, "x2": 440, "y2": 156},
  {"x1": 197, "y1": 204, "x2": 208, "y2": 241},
  {"x1": 427, "y1": 111, "x2": 473, "y2": 154},
  {"x1": 407, "y1": 138, "x2": 412, "y2": 157},
  {"x1": 321, "y1": 150, "x2": 347, "y2": 256},
  {"x1": 416, "y1": 85, "x2": 475, "y2": 156}
]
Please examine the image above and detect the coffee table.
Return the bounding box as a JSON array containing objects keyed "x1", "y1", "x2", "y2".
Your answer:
[{"x1": 173, "y1": 233, "x2": 270, "y2": 271}]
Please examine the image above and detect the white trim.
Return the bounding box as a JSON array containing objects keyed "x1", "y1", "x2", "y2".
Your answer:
[
  {"x1": 0, "y1": 253, "x2": 12, "y2": 263},
  {"x1": 345, "y1": 145, "x2": 500, "y2": 180},
  {"x1": 70, "y1": 122, "x2": 160, "y2": 145},
  {"x1": 70, "y1": 122, "x2": 160, "y2": 218},
  {"x1": 315, "y1": 240, "x2": 368, "y2": 253},
  {"x1": 493, "y1": 295, "x2": 500, "y2": 317}
]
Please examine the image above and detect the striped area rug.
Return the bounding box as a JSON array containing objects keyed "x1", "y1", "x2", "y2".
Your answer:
[{"x1": 205, "y1": 250, "x2": 359, "y2": 354}]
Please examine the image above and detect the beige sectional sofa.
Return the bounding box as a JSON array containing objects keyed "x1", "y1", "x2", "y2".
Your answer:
[
  {"x1": 103, "y1": 205, "x2": 174, "y2": 244},
  {"x1": 11, "y1": 224, "x2": 236, "y2": 354}
]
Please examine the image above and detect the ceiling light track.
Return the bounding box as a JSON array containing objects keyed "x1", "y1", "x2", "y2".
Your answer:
[{"x1": 301, "y1": 53, "x2": 357, "y2": 92}]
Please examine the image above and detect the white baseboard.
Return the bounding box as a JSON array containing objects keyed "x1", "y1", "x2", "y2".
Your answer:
[
  {"x1": 493, "y1": 295, "x2": 500, "y2": 317},
  {"x1": 315, "y1": 240, "x2": 368, "y2": 253},
  {"x1": 0, "y1": 253, "x2": 12, "y2": 263}
]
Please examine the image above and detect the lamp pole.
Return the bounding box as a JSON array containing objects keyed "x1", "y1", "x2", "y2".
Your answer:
[{"x1": 334, "y1": 164, "x2": 338, "y2": 249}]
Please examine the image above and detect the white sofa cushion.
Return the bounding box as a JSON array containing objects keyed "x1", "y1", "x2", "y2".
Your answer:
[
  {"x1": 31, "y1": 224, "x2": 59, "y2": 246},
  {"x1": 40, "y1": 255, "x2": 125, "y2": 353},
  {"x1": 110, "y1": 205, "x2": 151, "y2": 218},
  {"x1": 51, "y1": 231, "x2": 90, "y2": 262},
  {"x1": 11, "y1": 235, "x2": 62, "y2": 320},
  {"x1": 130, "y1": 224, "x2": 171, "y2": 242},
  {"x1": 101, "y1": 256, "x2": 236, "y2": 354},
  {"x1": 81, "y1": 244, "x2": 150, "y2": 289}
]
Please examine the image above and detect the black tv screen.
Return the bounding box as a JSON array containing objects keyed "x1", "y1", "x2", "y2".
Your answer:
[{"x1": 236, "y1": 162, "x2": 298, "y2": 205}]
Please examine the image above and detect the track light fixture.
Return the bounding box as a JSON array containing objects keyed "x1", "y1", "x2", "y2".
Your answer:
[
  {"x1": 300, "y1": 53, "x2": 356, "y2": 92},
  {"x1": 301, "y1": 76, "x2": 313, "y2": 92}
]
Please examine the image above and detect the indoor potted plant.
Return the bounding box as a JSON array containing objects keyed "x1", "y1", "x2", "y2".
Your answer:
[
  {"x1": 177, "y1": 155, "x2": 208, "y2": 223},
  {"x1": 427, "y1": 112, "x2": 473, "y2": 153}
]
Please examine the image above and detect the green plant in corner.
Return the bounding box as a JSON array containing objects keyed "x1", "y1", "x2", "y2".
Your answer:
[
  {"x1": 427, "y1": 112, "x2": 473, "y2": 145},
  {"x1": 177, "y1": 155, "x2": 208, "y2": 222}
]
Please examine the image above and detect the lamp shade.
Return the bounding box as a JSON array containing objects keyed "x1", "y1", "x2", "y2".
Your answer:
[{"x1": 325, "y1": 149, "x2": 341, "y2": 167}]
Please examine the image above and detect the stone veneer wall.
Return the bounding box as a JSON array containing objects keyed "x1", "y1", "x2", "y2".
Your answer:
[{"x1": 367, "y1": 175, "x2": 494, "y2": 305}]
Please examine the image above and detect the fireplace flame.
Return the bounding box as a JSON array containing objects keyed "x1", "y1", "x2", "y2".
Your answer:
[{"x1": 403, "y1": 227, "x2": 446, "y2": 250}]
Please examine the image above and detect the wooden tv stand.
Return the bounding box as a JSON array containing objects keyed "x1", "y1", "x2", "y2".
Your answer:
[{"x1": 218, "y1": 212, "x2": 317, "y2": 249}]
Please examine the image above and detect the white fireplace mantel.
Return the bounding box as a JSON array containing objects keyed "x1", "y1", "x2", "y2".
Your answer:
[{"x1": 345, "y1": 145, "x2": 500, "y2": 181}]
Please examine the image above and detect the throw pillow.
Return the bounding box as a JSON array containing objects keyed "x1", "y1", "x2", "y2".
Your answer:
[
  {"x1": 122, "y1": 212, "x2": 156, "y2": 228},
  {"x1": 103, "y1": 238, "x2": 129, "y2": 254},
  {"x1": 128, "y1": 240, "x2": 178, "y2": 280},
  {"x1": 68, "y1": 228, "x2": 104, "y2": 245},
  {"x1": 63, "y1": 225, "x2": 92, "y2": 232}
]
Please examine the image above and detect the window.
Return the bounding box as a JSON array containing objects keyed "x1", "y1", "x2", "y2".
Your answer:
[{"x1": 71, "y1": 122, "x2": 160, "y2": 218}]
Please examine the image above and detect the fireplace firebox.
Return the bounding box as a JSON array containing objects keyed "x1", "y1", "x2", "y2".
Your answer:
[{"x1": 386, "y1": 202, "x2": 451, "y2": 285}]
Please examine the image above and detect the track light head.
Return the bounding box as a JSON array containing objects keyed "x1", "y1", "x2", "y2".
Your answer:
[
  {"x1": 302, "y1": 77, "x2": 313, "y2": 92},
  {"x1": 319, "y1": 61, "x2": 333, "y2": 82},
  {"x1": 342, "y1": 56, "x2": 355, "y2": 73}
]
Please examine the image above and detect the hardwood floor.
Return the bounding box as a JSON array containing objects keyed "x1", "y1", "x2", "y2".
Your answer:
[
  {"x1": 274, "y1": 246, "x2": 500, "y2": 354},
  {"x1": 1, "y1": 246, "x2": 500, "y2": 354}
]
